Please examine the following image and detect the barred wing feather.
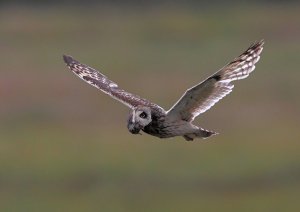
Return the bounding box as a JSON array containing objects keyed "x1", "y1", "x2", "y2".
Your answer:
[
  {"x1": 63, "y1": 55, "x2": 165, "y2": 113},
  {"x1": 167, "y1": 40, "x2": 264, "y2": 122}
]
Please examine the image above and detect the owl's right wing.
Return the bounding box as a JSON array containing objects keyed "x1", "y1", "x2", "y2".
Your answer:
[
  {"x1": 63, "y1": 55, "x2": 165, "y2": 113},
  {"x1": 166, "y1": 40, "x2": 264, "y2": 122}
]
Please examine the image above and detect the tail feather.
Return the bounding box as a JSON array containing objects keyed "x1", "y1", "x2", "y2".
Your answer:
[{"x1": 183, "y1": 128, "x2": 218, "y2": 141}]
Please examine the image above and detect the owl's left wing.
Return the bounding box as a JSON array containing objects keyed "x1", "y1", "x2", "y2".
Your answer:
[
  {"x1": 63, "y1": 55, "x2": 165, "y2": 112},
  {"x1": 166, "y1": 40, "x2": 264, "y2": 122}
]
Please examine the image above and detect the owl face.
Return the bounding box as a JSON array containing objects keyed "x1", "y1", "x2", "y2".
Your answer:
[{"x1": 127, "y1": 106, "x2": 152, "y2": 134}]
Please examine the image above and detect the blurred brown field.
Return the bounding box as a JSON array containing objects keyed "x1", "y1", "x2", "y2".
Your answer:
[{"x1": 0, "y1": 2, "x2": 300, "y2": 211}]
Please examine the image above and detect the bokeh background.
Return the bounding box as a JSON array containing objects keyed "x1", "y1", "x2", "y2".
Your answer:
[{"x1": 1, "y1": 0, "x2": 300, "y2": 211}]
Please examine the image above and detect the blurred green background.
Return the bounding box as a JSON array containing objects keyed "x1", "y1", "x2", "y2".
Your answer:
[{"x1": 1, "y1": 1, "x2": 300, "y2": 211}]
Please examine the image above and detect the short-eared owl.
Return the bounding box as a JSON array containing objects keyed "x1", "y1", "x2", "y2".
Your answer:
[{"x1": 63, "y1": 40, "x2": 264, "y2": 141}]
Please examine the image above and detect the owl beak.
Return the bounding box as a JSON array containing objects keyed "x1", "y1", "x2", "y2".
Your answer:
[
  {"x1": 129, "y1": 127, "x2": 140, "y2": 134},
  {"x1": 128, "y1": 123, "x2": 141, "y2": 134}
]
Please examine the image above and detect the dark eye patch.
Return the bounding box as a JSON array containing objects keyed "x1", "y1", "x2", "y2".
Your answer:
[{"x1": 139, "y1": 112, "x2": 147, "y2": 119}]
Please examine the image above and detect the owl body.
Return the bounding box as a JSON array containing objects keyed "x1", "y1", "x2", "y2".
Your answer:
[
  {"x1": 127, "y1": 106, "x2": 215, "y2": 140},
  {"x1": 63, "y1": 40, "x2": 264, "y2": 141}
]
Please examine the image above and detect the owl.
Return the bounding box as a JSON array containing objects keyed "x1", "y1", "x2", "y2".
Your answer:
[{"x1": 63, "y1": 40, "x2": 264, "y2": 141}]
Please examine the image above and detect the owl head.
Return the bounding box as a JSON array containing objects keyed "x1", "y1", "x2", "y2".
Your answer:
[{"x1": 127, "y1": 106, "x2": 152, "y2": 134}]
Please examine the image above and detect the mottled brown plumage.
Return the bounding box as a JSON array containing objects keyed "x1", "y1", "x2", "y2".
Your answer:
[{"x1": 63, "y1": 40, "x2": 264, "y2": 141}]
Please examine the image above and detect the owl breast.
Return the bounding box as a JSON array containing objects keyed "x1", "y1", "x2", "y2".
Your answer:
[
  {"x1": 141, "y1": 110, "x2": 167, "y2": 138},
  {"x1": 143, "y1": 121, "x2": 171, "y2": 138},
  {"x1": 142, "y1": 111, "x2": 180, "y2": 138}
]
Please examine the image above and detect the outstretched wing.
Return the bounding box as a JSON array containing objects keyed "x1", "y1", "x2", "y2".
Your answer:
[
  {"x1": 63, "y1": 55, "x2": 165, "y2": 112},
  {"x1": 167, "y1": 40, "x2": 264, "y2": 122}
]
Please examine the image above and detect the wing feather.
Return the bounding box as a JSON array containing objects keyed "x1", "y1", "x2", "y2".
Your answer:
[
  {"x1": 167, "y1": 40, "x2": 264, "y2": 121},
  {"x1": 63, "y1": 55, "x2": 165, "y2": 112}
]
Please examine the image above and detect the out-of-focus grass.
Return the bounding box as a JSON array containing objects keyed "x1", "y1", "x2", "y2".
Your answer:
[{"x1": 0, "y1": 3, "x2": 300, "y2": 212}]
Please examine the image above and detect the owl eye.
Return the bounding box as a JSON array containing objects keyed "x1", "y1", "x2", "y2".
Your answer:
[{"x1": 139, "y1": 112, "x2": 147, "y2": 119}]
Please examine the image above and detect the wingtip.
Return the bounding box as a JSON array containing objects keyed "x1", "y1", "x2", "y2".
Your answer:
[
  {"x1": 252, "y1": 39, "x2": 265, "y2": 48},
  {"x1": 258, "y1": 39, "x2": 265, "y2": 46},
  {"x1": 63, "y1": 54, "x2": 74, "y2": 64},
  {"x1": 253, "y1": 39, "x2": 265, "y2": 47},
  {"x1": 246, "y1": 39, "x2": 264, "y2": 54}
]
